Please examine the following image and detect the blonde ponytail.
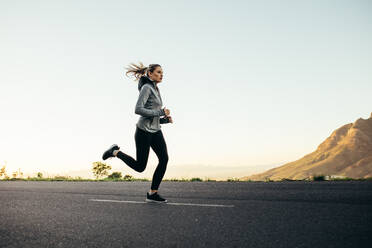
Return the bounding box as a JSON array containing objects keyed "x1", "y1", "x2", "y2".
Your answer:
[{"x1": 125, "y1": 62, "x2": 148, "y2": 81}]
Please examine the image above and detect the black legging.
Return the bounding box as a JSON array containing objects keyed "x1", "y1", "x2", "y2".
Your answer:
[{"x1": 116, "y1": 126, "x2": 169, "y2": 190}]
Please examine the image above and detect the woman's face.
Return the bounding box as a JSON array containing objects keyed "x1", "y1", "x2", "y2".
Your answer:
[{"x1": 148, "y1": 66, "x2": 163, "y2": 83}]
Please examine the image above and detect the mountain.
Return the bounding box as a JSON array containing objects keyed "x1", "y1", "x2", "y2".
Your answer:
[{"x1": 241, "y1": 113, "x2": 372, "y2": 181}]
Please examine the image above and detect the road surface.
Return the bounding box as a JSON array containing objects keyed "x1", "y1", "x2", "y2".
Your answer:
[{"x1": 0, "y1": 181, "x2": 371, "y2": 247}]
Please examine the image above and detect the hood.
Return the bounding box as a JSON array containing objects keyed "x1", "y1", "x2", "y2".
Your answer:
[{"x1": 138, "y1": 75, "x2": 156, "y2": 91}]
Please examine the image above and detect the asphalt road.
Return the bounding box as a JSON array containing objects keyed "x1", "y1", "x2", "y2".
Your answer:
[{"x1": 0, "y1": 181, "x2": 371, "y2": 248}]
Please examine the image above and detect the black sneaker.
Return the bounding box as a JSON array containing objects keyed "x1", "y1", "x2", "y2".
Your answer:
[
  {"x1": 102, "y1": 144, "x2": 120, "y2": 160},
  {"x1": 146, "y1": 192, "x2": 168, "y2": 203}
]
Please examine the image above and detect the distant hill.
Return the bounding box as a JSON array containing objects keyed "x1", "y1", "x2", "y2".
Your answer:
[{"x1": 242, "y1": 113, "x2": 372, "y2": 181}]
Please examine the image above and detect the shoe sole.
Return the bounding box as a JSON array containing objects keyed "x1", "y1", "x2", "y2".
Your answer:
[{"x1": 145, "y1": 198, "x2": 168, "y2": 203}]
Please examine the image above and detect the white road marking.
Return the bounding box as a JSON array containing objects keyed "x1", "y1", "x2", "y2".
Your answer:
[{"x1": 89, "y1": 199, "x2": 234, "y2": 208}]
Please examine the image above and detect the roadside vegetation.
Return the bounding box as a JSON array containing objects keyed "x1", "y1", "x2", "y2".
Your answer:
[
  {"x1": 0, "y1": 163, "x2": 219, "y2": 182},
  {"x1": 0, "y1": 175, "x2": 218, "y2": 182},
  {"x1": 0, "y1": 164, "x2": 371, "y2": 182}
]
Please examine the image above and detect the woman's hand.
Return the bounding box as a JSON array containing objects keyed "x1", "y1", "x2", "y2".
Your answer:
[{"x1": 163, "y1": 106, "x2": 170, "y2": 116}]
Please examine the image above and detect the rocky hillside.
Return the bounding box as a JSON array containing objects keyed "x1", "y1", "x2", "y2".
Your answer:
[{"x1": 242, "y1": 113, "x2": 372, "y2": 181}]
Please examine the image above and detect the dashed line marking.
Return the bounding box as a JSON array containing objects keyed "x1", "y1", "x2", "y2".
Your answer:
[{"x1": 89, "y1": 199, "x2": 234, "y2": 208}]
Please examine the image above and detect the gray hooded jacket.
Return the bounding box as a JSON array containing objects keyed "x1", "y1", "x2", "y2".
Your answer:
[{"x1": 135, "y1": 75, "x2": 169, "y2": 133}]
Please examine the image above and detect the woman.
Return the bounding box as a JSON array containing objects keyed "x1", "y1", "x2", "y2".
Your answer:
[{"x1": 102, "y1": 62, "x2": 173, "y2": 203}]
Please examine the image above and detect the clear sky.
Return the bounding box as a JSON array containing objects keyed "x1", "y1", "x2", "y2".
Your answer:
[{"x1": 1, "y1": 0, "x2": 371, "y2": 178}]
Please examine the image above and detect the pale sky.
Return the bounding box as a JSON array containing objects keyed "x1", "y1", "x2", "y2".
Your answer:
[{"x1": 1, "y1": 0, "x2": 371, "y2": 178}]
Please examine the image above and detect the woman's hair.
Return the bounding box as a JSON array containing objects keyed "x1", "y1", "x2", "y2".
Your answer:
[{"x1": 125, "y1": 62, "x2": 161, "y2": 81}]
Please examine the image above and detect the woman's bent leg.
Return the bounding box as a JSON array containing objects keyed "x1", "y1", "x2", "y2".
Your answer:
[
  {"x1": 116, "y1": 127, "x2": 151, "y2": 172},
  {"x1": 150, "y1": 130, "x2": 169, "y2": 190}
]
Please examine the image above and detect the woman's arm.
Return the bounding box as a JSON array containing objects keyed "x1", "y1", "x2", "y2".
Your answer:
[{"x1": 135, "y1": 85, "x2": 166, "y2": 117}]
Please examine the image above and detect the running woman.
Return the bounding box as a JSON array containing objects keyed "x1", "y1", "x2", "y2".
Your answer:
[{"x1": 102, "y1": 62, "x2": 173, "y2": 203}]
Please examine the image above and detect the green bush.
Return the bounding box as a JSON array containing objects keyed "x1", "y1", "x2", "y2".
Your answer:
[
  {"x1": 190, "y1": 177, "x2": 203, "y2": 182},
  {"x1": 107, "y1": 172, "x2": 122, "y2": 179},
  {"x1": 313, "y1": 175, "x2": 325, "y2": 181},
  {"x1": 123, "y1": 174, "x2": 133, "y2": 181}
]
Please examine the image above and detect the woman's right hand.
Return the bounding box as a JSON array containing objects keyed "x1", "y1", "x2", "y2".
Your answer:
[{"x1": 163, "y1": 107, "x2": 170, "y2": 116}]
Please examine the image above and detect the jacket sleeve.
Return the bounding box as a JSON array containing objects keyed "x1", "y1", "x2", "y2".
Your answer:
[
  {"x1": 135, "y1": 85, "x2": 166, "y2": 117},
  {"x1": 160, "y1": 117, "x2": 169, "y2": 124}
]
